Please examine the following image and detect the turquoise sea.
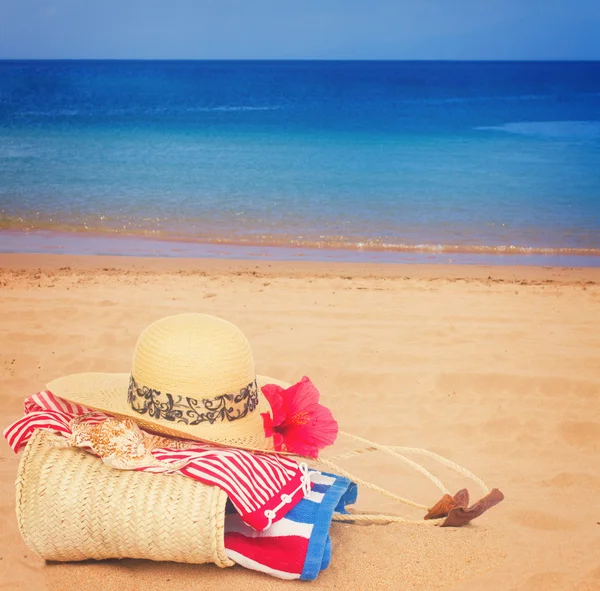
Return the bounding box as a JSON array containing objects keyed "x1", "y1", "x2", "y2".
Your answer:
[{"x1": 1, "y1": 60, "x2": 599, "y2": 264}]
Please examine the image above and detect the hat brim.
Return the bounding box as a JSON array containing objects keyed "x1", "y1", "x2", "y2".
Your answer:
[{"x1": 47, "y1": 372, "x2": 290, "y2": 454}]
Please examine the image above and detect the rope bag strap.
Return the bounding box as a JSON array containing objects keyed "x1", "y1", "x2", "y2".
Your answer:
[{"x1": 315, "y1": 431, "x2": 493, "y2": 526}]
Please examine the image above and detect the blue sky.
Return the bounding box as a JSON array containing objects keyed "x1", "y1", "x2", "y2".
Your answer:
[{"x1": 1, "y1": 0, "x2": 599, "y2": 60}]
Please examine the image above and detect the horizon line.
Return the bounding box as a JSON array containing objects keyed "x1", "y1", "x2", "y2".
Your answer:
[{"x1": 1, "y1": 58, "x2": 600, "y2": 63}]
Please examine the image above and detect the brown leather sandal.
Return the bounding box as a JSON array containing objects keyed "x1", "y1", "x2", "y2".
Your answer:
[{"x1": 425, "y1": 488, "x2": 504, "y2": 527}]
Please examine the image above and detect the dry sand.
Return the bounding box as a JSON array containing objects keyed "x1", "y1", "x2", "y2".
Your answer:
[{"x1": 1, "y1": 253, "x2": 599, "y2": 591}]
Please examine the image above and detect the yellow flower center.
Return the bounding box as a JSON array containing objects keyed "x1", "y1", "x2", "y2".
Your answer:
[{"x1": 291, "y1": 411, "x2": 311, "y2": 426}]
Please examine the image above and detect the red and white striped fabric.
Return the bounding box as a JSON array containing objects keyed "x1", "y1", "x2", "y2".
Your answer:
[{"x1": 4, "y1": 391, "x2": 308, "y2": 531}]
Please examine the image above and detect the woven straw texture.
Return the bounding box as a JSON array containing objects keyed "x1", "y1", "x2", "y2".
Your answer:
[
  {"x1": 16, "y1": 430, "x2": 233, "y2": 567},
  {"x1": 132, "y1": 313, "x2": 254, "y2": 399}
]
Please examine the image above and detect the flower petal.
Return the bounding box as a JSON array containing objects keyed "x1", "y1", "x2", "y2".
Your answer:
[
  {"x1": 261, "y1": 412, "x2": 275, "y2": 437},
  {"x1": 281, "y1": 376, "x2": 321, "y2": 419},
  {"x1": 282, "y1": 437, "x2": 320, "y2": 459},
  {"x1": 283, "y1": 407, "x2": 337, "y2": 453},
  {"x1": 272, "y1": 432, "x2": 284, "y2": 452},
  {"x1": 261, "y1": 383, "x2": 285, "y2": 426},
  {"x1": 307, "y1": 404, "x2": 339, "y2": 448}
]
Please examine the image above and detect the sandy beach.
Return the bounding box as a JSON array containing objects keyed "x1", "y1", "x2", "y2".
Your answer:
[{"x1": 1, "y1": 253, "x2": 599, "y2": 591}]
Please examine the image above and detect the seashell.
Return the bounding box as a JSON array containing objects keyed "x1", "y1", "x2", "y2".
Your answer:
[
  {"x1": 66, "y1": 415, "x2": 198, "y2": 469},
  {"x1": 68, "y1": 416, "x2": 152, "y2": 469}
]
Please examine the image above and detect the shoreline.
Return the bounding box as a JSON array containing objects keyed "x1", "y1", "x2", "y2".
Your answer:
[{"x1": 1, "y1": 229, "x2": 599, "y2": 268}]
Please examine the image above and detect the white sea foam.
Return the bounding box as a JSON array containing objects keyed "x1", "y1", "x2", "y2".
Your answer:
[
  {"x1": 401, "y1": 94, "x2": 555, "y2": 105},
  {"x1": 187, "y1": 105, "x2": 281, "y2": 113},
  {"x1": 476, "y1": 120, "x2": 600, "y2": 139}
]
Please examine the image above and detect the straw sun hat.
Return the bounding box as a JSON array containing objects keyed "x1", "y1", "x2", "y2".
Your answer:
[{"x1": 47, "y1": 313, "x2": 292, "y2": 452}]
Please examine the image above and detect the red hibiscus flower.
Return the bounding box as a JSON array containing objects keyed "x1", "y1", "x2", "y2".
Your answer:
[{"x1": 261, "y1": 377, "x2": 338, "y2": 458}]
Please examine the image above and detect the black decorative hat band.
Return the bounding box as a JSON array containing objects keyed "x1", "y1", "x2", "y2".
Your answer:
[{"x1": 127, "y1": 375, "x2": 260, "y2": 426}]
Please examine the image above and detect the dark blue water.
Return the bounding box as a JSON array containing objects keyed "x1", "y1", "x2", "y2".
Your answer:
[{"x1": 1, "y1": 60, "x2": 599, "y2": 259}]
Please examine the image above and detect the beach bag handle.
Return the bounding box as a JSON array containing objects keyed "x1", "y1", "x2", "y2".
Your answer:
[{"x1": 316, "y1": 431, "x2": 501, "y2": 526}]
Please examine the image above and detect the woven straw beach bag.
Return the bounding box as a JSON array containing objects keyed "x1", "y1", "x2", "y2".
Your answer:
[{"x1": 15, "y1": 430, "x2": 234, "y2": 567}]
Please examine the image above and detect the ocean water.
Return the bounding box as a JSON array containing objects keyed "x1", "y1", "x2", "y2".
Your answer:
[{"x1": 1, "y1": 60, "x2": 599, "y2": 263}]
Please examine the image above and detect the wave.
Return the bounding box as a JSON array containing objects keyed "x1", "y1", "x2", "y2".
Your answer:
[
  {"x1": 1, "y1": 222, "x2": 598, "y2": 258},
  {"x1": 188, "y1": 105, "x2": 281, "y2": 112},
  {"x1": 11, "y1": 105, "x2": 282, "y2": 118},
  {"x1": 14, "y1": 109, "x2": 82, "y2": 117},
  {"x1": 400, "y1": 93, "x2": 557, "y2": 106},
  {"x1": 476, "y1": 120, "x2": 600, "y2": 139}
]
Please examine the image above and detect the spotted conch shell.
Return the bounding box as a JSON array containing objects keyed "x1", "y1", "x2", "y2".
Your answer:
[{"x1": 66, "y1": 415, "x2": 189, "y2": 469}]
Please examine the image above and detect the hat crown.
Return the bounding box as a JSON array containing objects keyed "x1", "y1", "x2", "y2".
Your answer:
[
  {"x1": 47, "y1": 312, "x2": 272, "y2": 450},
  {"x1": 131, "y1": 313, "x2": 255, "y2": 397}
]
